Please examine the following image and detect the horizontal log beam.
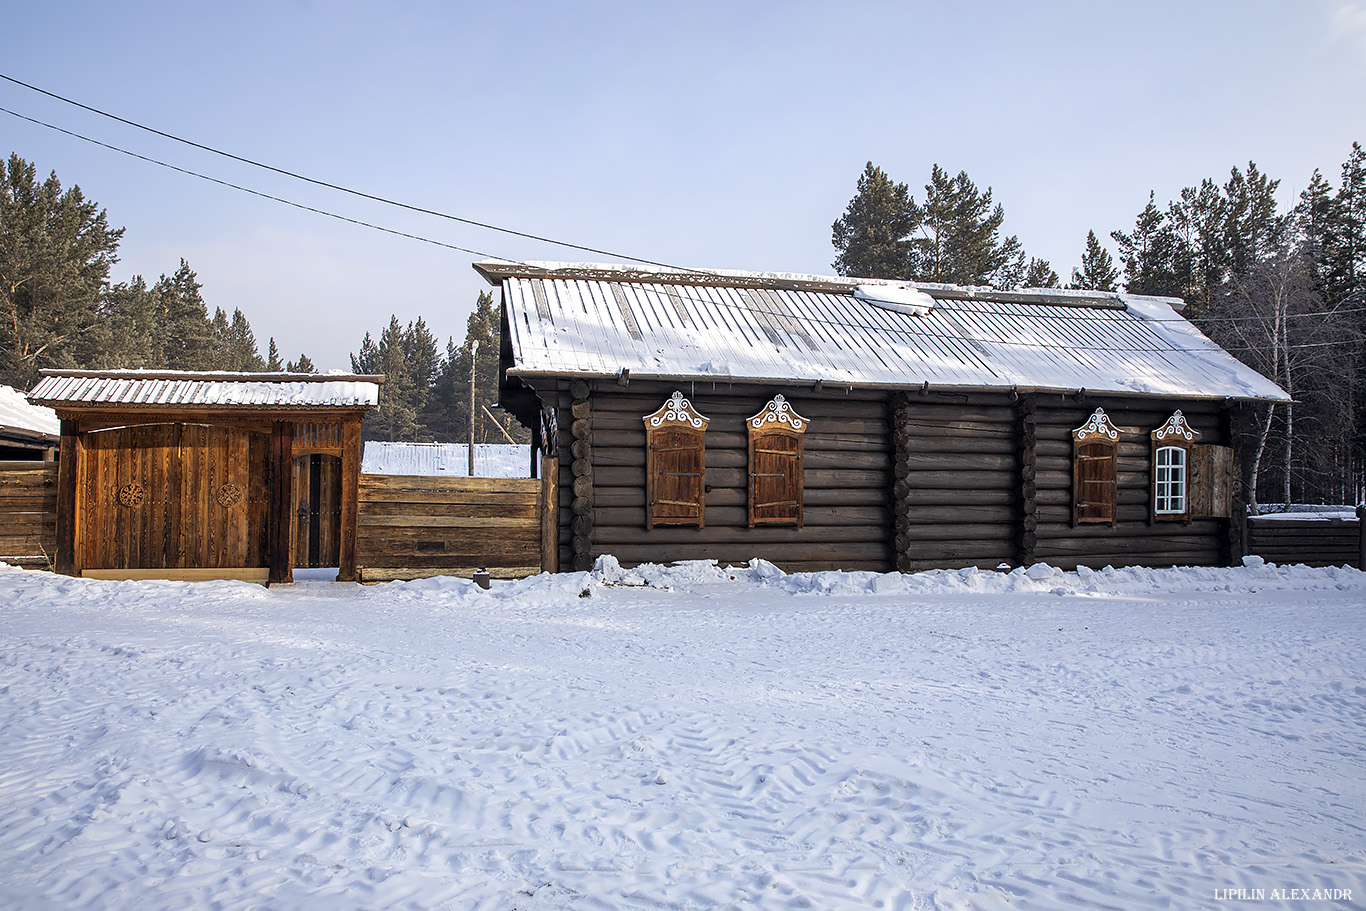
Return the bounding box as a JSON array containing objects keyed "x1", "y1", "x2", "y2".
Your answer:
[
  {"x1": 592, "y1": 504, "x2": 889, "y2": 528},
  {"x1": 359, "y1": 475, "x2": 539, "y2": 493},
  {"x1": 360, "y1": 502, "x2": 538, "y2": 520},
  {"x1": 592, "y1": 525, "x2": 891, "y2": 545},
  {"x1": 595, "y1": 542, "x2": 890, "y2": 567},
  {"x1": 358, "y1": 515, "x2": 537, "y2": 529},
  {"x1": 590, "y1": 486, "x2": 890, "y2": 509},
  {"x1": 592, "y1": 466, "x2": 887, "y2": 490},
  {"x1": 360, "y1": 565, "x2": 542, "y2": 582}
]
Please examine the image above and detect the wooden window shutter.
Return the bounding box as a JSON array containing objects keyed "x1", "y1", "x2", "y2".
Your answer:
[
  {"x1": 643, "y1": 392, "x2": 709, "y2": 529},
  {"x1": 1150, "y1": 411, "x2": 1200, "y2": 522},
  {"x1": 1072, "y1": 408, "x2": 1119, "y2": 525},
  {"x1": 1190, "y1": 444, "x2": 1235, "y2": 518},
  {"x1": 747, "y1": 395, "x2": 808, "y2": 527}
]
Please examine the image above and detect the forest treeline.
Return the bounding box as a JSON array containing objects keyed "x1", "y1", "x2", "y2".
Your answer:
[
  {"x1": 0, "y1": 151, "x2": 521, "y2": 445},
  {"x1": 6, "y1": 145, "x2": 1363, "y2": 501},
  {"x1": 831, "y1": 147, "x2": 1366, "y2": 507}
]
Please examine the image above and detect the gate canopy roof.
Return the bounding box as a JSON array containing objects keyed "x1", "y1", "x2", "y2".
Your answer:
[
  {"x1": 478, "y1": 261, "x2": 1289, "y2": 403},
  {"x1": 28, "y1": 370, "x2": 383, "y2": 416}
]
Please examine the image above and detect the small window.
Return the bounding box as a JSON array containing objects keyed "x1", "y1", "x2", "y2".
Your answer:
[
  {"x1": 1151, "y1": 411, "x2": 1199, "y2": 522},
  {"x1": 1154, "y1": 446, "x2": 1187, "y2": 514},
  {"x1": 643, "y1": 392, "x2": 709, "y2": 529},
  {"x1": 1072, "y1": 408, "x2": 1119, "y2": 525}
]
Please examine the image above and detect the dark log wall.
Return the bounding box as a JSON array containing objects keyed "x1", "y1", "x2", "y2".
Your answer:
[
  {"x1": 893, "y1": 392, "x2": 1020, "y2": 572},
  {"x1": 548, "y1": 379, "x2": 894, "y2": 573},
  {"x1": 533, "y1": 377, "x2": 1239, "y2": 574},
  {"x1": 1029, "y1": 394, "x2": 1232, "y2": 570}
]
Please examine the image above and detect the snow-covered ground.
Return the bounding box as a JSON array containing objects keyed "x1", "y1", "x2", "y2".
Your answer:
[{"x1": 1, "y1": 558, "x2": 1363, "y2": 910}]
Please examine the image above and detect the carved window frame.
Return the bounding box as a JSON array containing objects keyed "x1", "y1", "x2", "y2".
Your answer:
[
  {"x1": 1072, "y1": 407, "x2": 1119, "y2": 526},
  {"x1": 747, "y1": 394, "x2": 809, "y2": 528},
  {"x1": 642, "y1": 391, "x2": 709, "y2": 529},
  {"x1": 1151, "y1": 411, "x2": 1199, "y2": 522}
]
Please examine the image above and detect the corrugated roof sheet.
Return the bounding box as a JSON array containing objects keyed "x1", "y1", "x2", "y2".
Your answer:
[
  {"x1": 0, "y1": 384, "x2": 59, "y2": 439},
  {"x1": 491, "y1": 264, "x2": 1288, "y2": 402},
  {"x1": 28, "y1": 371, "x2": 382, "y2": 409}
]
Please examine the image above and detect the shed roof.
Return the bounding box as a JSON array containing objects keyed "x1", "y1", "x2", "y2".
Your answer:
[
  {"x1": 479, "y1": 261, "x2": 1289, "y2": 402},
  {"x1": 28, "y1": 370, "x2": 383, "y2": 412},
  {"x1": 0, "y1": 384, "x2": 59, "y2": 443}
]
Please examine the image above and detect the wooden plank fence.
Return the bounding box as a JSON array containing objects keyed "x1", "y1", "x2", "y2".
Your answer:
[
  {"x1": 0, "y1": 461, "x2": 57, "y2": 568},
  {"x1": 1246, "y1": 511, "x2": 1363, "y2": 569},
  {"x1": 355, "y1": 473, "x2": 554, "y2": 582}
]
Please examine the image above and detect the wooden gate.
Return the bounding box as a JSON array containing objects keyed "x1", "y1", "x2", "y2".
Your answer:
[
  {"x1": 81, "y1": 424, "x2": 270, "y2": 571},
  {"x1": 292, "y1": 454, "x2": 342, "y2": 567}
]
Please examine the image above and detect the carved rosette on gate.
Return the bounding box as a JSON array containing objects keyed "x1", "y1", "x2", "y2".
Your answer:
[
  {"x1": 215, "y1": 483, "x2": 245, "y2": 508},
  {"x1": 117, "y1": 483, "x2": 145, "y2": 508}
]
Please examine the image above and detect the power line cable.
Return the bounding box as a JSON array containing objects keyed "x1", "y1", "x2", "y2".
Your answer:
[
  {"x1": 0, "y1": 71, "x2": 711, "y2": 274},
  {"x1": 3, "y1": 76, "x2": 1360, "y2": 357},
  {"x1": 0, "y1": 104, "x2": 503, "y2": 259},
  {"x1": 6, "y1": 74, "x2": 1360, "y2": 331}
]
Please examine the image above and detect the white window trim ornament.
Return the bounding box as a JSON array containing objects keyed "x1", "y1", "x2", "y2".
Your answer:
[
  {"x1": 748, "y1": 394, "x2": 808, "y2": 432},
  {"x1": 1073, "y1": 407, "x2": 1119, "y2": 441},
  {"x1": 1152, "y1": 409, "x2": 1201, "y2": 443},
  {"x1": 644, "y1": 391, "x2": 709, "y2": 430}
]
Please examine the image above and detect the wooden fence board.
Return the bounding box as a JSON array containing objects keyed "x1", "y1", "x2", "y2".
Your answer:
[
  {"x1": 356, "y1": 473, "x2": 545, "y2": 582},
  {"x1": 1246, "y1": 517, "x2": 1361, "y2": 568},
  {"x1": 0, "y1": 462, "x2": 57, "y2": 567}
]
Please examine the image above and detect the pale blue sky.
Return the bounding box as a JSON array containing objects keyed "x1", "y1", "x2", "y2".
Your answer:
[{"x1": 4, "y1": 0, "x2": 1364, "y2": 371}]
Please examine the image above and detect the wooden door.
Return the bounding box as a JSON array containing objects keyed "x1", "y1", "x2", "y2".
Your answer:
[
  {"x1": 81, "y1": 424, "x2": 270, "y2": 570},
  {"x1": 292, "y1": 454, "x2": 342, "y2": 567}
]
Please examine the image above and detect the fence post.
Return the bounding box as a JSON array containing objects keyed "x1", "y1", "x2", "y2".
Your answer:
[{"x1": 1357, "y1": 504, "x2": 1365, "y2": 570}]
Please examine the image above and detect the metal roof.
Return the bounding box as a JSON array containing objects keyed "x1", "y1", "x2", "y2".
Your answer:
[
  {"x1": 0, "y1": 384, "x2": 59, "y2": 441},
  {"x1": 483, "y1": 262, "x2": 1289, "y2": 402},
  {"x1": 28, "y1": 371, "x2": 383, "y2": 410}
]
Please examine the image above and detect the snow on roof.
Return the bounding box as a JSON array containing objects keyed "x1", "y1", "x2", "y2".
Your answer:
[
  {"x1": 0, "y1": 385, "x2": 59, "y2": 440},
  {"x1": 28, "y1": 370, "x2": 382, "y2": 410},
  {"x1": 484, "y1": 262, "x2": 1289, "y2": 402},
  {"x1": 361, "y1": 442, "x2": 530, "y2": 478}
]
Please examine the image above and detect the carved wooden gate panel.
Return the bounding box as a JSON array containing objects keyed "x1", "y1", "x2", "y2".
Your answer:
[{"x1": 81, "y1": 424, "x2": 269, "y2": 570}]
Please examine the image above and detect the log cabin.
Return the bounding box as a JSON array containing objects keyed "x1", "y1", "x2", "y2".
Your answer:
[
  {"x1": 28, "y1": 370, "x2": 381, "y2": 583},
  {"x1": 477, "y1": 261, "x2": 1289, "y2": 573}
]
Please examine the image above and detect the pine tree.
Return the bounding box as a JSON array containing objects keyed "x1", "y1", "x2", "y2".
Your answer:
[
  {"x1": 1024, "y1": 258, "x2": 1059, "y2": 288},
  {"x1": 212, "y1": 308, "x2": 266, "y2": 371},
  {"x1": 287, "y1": 353, "x2": 316, "y2": 373},
  {"x1": 1069, "y1": 230, "x2": 1119, "y2": 291},
  {"x1": 1324, "y1": 142, "x2": 1366, "y2": 306},
  {"x1": 155, "y1": 261, "x2": 217, "y2": 369},
  {"x1": 351, "y1": 316, "x2": 429, "y2": 441},
  {"x1": 84, "y1": 275, "x2": 160, "y2": 368},
  {"x1": 831, "y1": 162, "x2": 918, "y2": 279},
  {"x1": 266, "y1": 338, "x2": 283, "y2": 371},
  {"x1": 1111, "y1": 192, "x2": 1184, "y2": 297},
  {"x1": 910, "y1": 165, "x2": 1026, "y2": 288},
  {"x1": 0, "y1": 154, "x2": 124, "y2": 387}
]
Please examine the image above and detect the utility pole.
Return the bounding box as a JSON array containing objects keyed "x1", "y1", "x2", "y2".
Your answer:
[{"x1": 468, "y1": 340, "x2": 479, "y2": 477}]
